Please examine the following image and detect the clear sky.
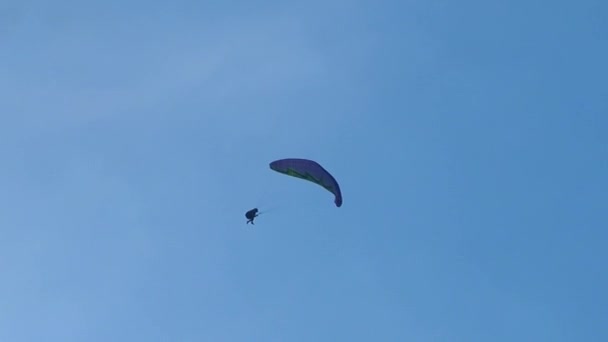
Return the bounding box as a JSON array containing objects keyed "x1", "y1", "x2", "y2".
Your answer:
[{"x1": 1, "y1": 1, "x2": 607, "y2": 341}]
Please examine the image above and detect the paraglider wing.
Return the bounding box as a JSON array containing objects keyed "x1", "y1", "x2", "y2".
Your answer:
[{"x1": 269, "y1": 158, "x2": 342, "y2": 207}]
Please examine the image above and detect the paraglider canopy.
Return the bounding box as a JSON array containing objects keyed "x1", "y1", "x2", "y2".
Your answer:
[{"x1": 269, "y1": 158, "x2": 342, "y2": 207}]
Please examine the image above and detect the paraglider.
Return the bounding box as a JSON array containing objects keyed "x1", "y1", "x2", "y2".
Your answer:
[
  {"x1": 269, "y1": 158, "x2": 342, "y2": 207},
  {"x1": 245, "y1": 208, "x2": 259, "y2": 224},
  {"x1": 243, "y1": 158, "x2": 342, "y2": 225}
]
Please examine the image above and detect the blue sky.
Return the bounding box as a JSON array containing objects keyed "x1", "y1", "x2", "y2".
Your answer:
[{"x1": 1, "y1": 1, "x2": 606, "y2": 341}]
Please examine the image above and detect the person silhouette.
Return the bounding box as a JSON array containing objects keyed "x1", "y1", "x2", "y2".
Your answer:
[{"x1": 245, "y1": 208, "x2": 259, "y2": 224}]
